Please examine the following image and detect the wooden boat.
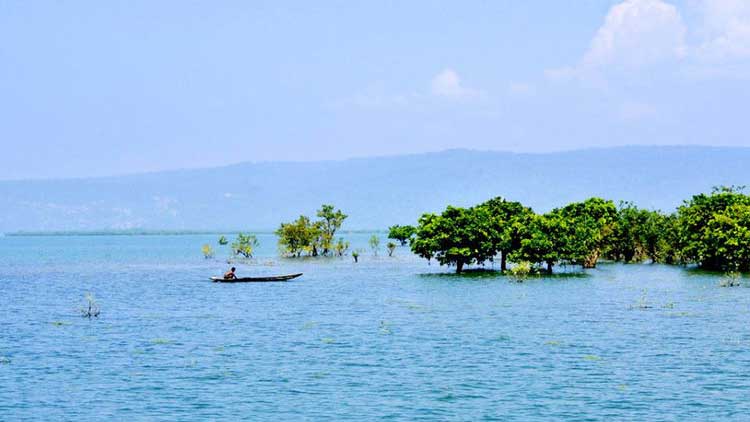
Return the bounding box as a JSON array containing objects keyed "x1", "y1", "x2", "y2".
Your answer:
[{"x1": 210, "y1": 273, "x2": 303, "y2": 283}]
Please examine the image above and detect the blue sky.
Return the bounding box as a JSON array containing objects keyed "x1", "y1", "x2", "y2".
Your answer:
[{"x1": 1, "y1": 0, "x2": 749, "y2": 179}]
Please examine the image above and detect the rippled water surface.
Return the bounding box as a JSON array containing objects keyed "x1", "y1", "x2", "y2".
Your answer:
[{"x1": 1, "y1": 234, "x2": 750, "y2": 421}]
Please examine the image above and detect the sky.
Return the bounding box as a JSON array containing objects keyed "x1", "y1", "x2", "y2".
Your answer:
[{"x1": 1, "y1": 0, "x2": 749, "y2": 180}]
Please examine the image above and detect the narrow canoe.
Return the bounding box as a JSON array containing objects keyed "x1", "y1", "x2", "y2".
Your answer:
[{"x1": 210, "y1": 273, "x2": 303, "y2": 283}]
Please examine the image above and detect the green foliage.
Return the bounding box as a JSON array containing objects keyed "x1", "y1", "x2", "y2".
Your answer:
[
  {"x1": 477, "y1": 197, "x2": 534, "y2": 271},
  {"x1": 556, "y1": 197, "x2": 617, "y2": 268},
  {"x1": 316, "y1": 204, "x2": 348, "y2": 255},
  {"x1": 276, "y1": 204, "x2": 348, "y2": 257},
  {"x1": 508, "y1": 261, "x2": 533, "y2": 281},
  {"x1": 386, "y1": 241, "x2": 397, "y2": 257},
  {"x1": 676, "y1": 187, "x2": 750, "y2": 271},
  {"x1": 606, "y1": 202, "x2": 674, "y2": 264},
  {"x1": 334, "y1": 237, "x2": 350, "y2": 257},
  {"x1": 411, "y1": 205, "x2": 496, "y2": 273},
  {"x1": 201, "y1": 243, "x2": 215, "y2": 259},
  {"x1": 231, "y1": 233, "x2": 259, "y2": 258},
  {"x1": 276, "y1": 215, "x2": 318, "y2": 257},
  {"x1": 369, "y1": 235, "x2": 381, "y2": 256},
  {"x1": 218, "y1": 235, "x2": 228, "y2": 245},
  {"x1": 352, "y1": 250, "x2": 360, "y2": 263},
  {"x1": 387, "y1": 225, "x2": 416, "y2": 246}
]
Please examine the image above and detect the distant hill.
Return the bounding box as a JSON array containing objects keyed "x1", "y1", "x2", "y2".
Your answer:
[{"x1": 1, "y1": 146, "x2": 748, "y2": 232}]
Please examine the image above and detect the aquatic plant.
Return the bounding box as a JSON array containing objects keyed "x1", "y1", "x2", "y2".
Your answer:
[
  {"x1": 719, "y1": 272, "x2": 742, "y2": 287},
  {"x1": 231, "y1": 233, "x2": 259, "y2": 258},
  {"x1": 508, "y1": 261, "x2": 532, "y2": 282},
  {"x1": 352, "y1": 249, "x2": 361, "y2": 263},
  {"x1": 201, "y1": 243, "x2": 215, "y2": 259},
  {"x1": 80, "y1": 293, "x2": 100, "y2": 318},
  {"x1": 386, "y1": 241, "x2": 397, "y2": 257},
  {"x1": 387, "y1": 225, "x2": 416, "y2": 246},
  {"x1": 334, "y1": 237, "x2": 349, "y2": 257},
  {"x1": 276, "y1": 204, "x2": 348, "y2": 257},
  {"x1": 369, "y1": 235, "x2": 380, "y2": 256},
  {"x1": 218, "y1": 235, "x2": 228, "y2": 245}
]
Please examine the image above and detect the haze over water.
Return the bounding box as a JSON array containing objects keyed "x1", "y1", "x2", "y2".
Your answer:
[{"x1": 2, "y1": 233, "x2": 749, "y2": 421}]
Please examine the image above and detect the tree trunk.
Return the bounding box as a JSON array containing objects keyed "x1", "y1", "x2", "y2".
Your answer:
[
  {"x1": 456, "y1": 261, "x2": 465, "y2": 274},
  {"x1": 546, "y1": 261, "x2": 554, "y2": 274},
  {"x1": 500, "y1": 251, "x2": 507, "y2": 272},
  {"x1": 583, "y1": 249, "x2": 600, "y2": 268}
]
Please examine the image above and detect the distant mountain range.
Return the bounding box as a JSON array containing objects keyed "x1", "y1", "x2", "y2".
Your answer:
[{"x1": 1, "y1": 146, "x2": 749, "y2": 233}]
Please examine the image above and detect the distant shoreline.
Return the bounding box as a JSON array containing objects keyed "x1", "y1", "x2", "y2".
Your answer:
[{"x1": 3, "y1": 229, "x2": 385, "y2": 237}]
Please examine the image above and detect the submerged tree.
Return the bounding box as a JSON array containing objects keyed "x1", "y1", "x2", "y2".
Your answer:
[
  {"x1": 411, "y1": 205, "x2": 496, "y2": 273},
  {"x1": 276, "y1": 215, "x2": 317, "y2": 257},
  {"x1": 218, "y1": 235, "x2": 228, "y2": 245},
  {"x1": 677, "y1": 186, "x2": 750, "y2": 271},
  {"x1": 232, "y1": 233, "x2": 259, "y2": 258},
  {"x1": 387, "y1": 225, "x2": 416, "y2": 246},
  {"x1": 369, "y1": 235, "x2": 381, "y2": 256},
  {"x1": 478, "y1": 197, "x2": 534, "y2": 272},
  {"x1": 201, "y1": 243, "x2": 215, "y2": 259},
  {"x1": 386, "y1": 241, "x2": 397, "y2": 257},
  {"x1": 334, "y1": 237, "x2": 350, "y2": 257},
  {"x1": 317, "y1": 204, "x2": 348, "y2": 255},
  {"x1": 276, "y1": 204, "x2": 348, "y2": 257}
]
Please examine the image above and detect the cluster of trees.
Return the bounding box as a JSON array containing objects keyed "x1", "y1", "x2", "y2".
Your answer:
[
  {"x1": 407, "y1": 187, "x2": 750, "y2": 273},
  {"x1": 276, "y1": 204, "x2": 349, "y2": 257}
]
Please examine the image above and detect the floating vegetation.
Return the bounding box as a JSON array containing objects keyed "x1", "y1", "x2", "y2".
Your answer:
[
  {"x1": 150, "y1": 338, "x2": 171, "y2": 345},
  {"x1": 617, "y1": 384, "x2": 628, "y2": 391},
  {"x1": 50, "y1": 321, "x2": 70, "y2": 326},
  {"x1": 379, "y1": 321, "x2": 393, "y2": 335},
  {"x1": 662, "y1": 302, "x2": 675, "y2": 309},
  {"x1": 321, "y1": 337, "x2": 335, "y2": 344},
  {"x1": 80, "y1": 293, "x2": 100, "y2": 318},
  {"x1": 544, "y1": 340, "x2": 562, "y2": 346},
  {"x1": 582, "y1": 354, "x2": 602, "y2": 361}
]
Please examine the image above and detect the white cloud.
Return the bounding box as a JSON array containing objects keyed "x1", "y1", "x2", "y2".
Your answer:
[
  {"x1": 693, "y1": 0, "x2": 750, "y2": 61},
  {"x1": 583, "y1": 0, "x2": 686, "y2": 68},
  {"x1": 430, "y1": 68, "x2": 483, "y2": 99},
  {"x1": 548, "y1": 0, "x2": 687, "y2": 80}
]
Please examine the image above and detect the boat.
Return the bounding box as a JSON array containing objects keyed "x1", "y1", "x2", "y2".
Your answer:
[{"x1": 210, "y1": 273, "x2": 303, "y2": 283}]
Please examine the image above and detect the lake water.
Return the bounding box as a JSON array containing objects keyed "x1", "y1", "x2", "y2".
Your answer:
[{"x1": 1, "y1": 233, "x2": 749, "y2": 421}]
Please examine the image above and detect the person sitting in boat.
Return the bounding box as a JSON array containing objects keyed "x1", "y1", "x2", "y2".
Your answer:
[{"x1": 223, "y1": 267, "x2": 237, "y2": 280}]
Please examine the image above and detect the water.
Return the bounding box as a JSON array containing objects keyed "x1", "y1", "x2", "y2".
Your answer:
[{"x1": 1, "y1": 233, "x2": 749, "y2": 421}]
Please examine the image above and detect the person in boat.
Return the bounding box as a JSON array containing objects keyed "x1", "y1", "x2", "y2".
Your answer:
[{"x1": 223, "y1": 267, "x2": 237, "y2": 280}]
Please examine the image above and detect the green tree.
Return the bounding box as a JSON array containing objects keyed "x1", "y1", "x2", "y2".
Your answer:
[
  {"x1": 512, "y1": 212, "x2": 568, "y2": 273},
  {"x1": 386, "y1": 241, "x2": 397, "y2": 257},
  {"x1": 557, "y1": 197, "x2": 617, "y2": 268},
  {"x1": 677, "y1": 187, "x2": 750, "y2": 271},
  {"x1": 231, "y1": 233, "x2": 259, "y2": 258},
  {"x1": 276, "y1": 216, "x2": 317, "y2": 257},
  {"x1": 316, "y1": 204, "x2": 348, "y2": 256},
  {"x1": 410, "y1": 205, "x2": 496, "y2": 273},
  {"x1": 369, "y1": 234, "x2": 381, "y2": 256},
  {"x1": 478, "y1": 197, "x2": 534, "y2": 272},
  {"x1": 334, "y1": 237, "x2": 350, "y2": 257},
  {"x1": 218, "y1": 235, "x2": 228, "y2": 245},
  {"x1": 387, "y1": 225, "x2": 416, "y2": 246}
]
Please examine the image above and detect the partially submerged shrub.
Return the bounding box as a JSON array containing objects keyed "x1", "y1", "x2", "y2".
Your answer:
[
  {"x1": 80, "y1": 293, "x2": 100, "y2": 318},
  {"x1": 509, "y1": 261, "x2": 532, "y2": 282},
  {"x1": 386, "y1": 241, "x2": 397, "y2": 257},
  {"x1": 201, "y1": 244, "x2": 215, "y2": 259},
  {"x1": 719, "y1": 272, "x2": 742, "y2": 287}
]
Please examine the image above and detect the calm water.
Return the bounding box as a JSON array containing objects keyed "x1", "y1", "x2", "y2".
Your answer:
[{"x1": 1, "y1": 233, "x2": 749, "y2": 421}]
